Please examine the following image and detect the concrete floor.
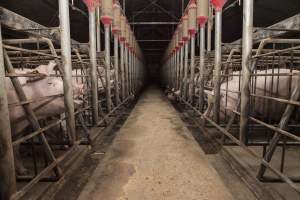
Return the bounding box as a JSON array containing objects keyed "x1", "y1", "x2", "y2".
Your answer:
[{"x1": 77, "y1": 86, "x2": 235, "y2": 200}]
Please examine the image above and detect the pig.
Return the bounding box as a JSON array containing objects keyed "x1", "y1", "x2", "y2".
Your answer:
[
  {"x1": 72, "y1": 66, "x2": 115, "y2": 93},
  {"x1": 204, "y1": 69, "x2": 300, "y2": 122},
  {"x1": 6, "y1": 61, "x2": 84, "y2": 175}
]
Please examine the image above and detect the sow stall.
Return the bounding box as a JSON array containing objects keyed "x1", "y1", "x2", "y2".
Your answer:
[
  {"x1": 0, "y1": 0, "x2": 146, "y2": 199},
  {"x1": 162, "y1": 0, "x2": 300, "y2": 194}
]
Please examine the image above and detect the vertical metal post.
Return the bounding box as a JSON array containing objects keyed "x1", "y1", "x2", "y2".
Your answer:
[
  {"x1": 89, "y1": 10, "x2": 99, "y2": 124},
  {"x1": 104, "y1": 26, "x2": 112, "y2": 112},
  {"x1": 174, "y1": 51, "x2": 176, "y2": 90},
  {"x1": 240, "y1": 0, "x2": 253, "y2": 143},
  {"x1": 59, "y1": 0, "x2": 76, "y2": 142},
  {"x1": 123, "y1": 0, "x2": 126, "y2": 14},
  {"x1": 199, "y1": 26, "x2": 206, "y2": 112},
  {"x1": 189, "y1": 36, "x2": 196, "y2": 103},
  {"x1": 171, "y1": 54, "x2": 174, "y2": 89},
  {"x1": 124, "y1": 47, "x2": 128, "y2": 95},
  {"x1": 114, "y1": 36, "x2": 120, "y2": 105},
  {"x1": 176, "y1": 50, "x2": 180, "y2": 90},
  {"x1": 125, "y1": 47, "x2": 129, "y2": 96},
  {"x1": 129, "y1": 50, "x2": 132, "y2": 94},
  {"x1": 120, "y1": 43, "x2": 125, "y2": 100},
  {"x1": 183, "y1": 42, "x2": 189, "y2": 100},
  {"x1": 96, "y1": 7, "x2": 101, "y2": 52},
  {"x1": 0, "y1": 23, "x2": 16, "y2": 200},
  {"x1": 134, "y1": 55, "x2": 136, "y2": 93},
  {"x1": 207, "y1": 4, "x2": 212, "y2": 52},
  {"x1": 213, "y1": 11, "x2": 222, "y2": 123},
  {"x1": 180, "y1": 47, "x2": 184, "y2": 95}
]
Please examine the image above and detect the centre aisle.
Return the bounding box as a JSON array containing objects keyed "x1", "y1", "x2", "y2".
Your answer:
[{"x1": 77, "y1": 86, "x2": 235, "y2": 200}]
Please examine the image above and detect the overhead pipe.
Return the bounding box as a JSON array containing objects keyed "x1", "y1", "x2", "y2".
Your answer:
[
  {"x1": 101, "y1": 0, "x2": 113, "y2": 112},
  {"x1": 197, "y1": 0, "x2": 209, "y2": 111},
  {"x1": 0, "y1": 23, "x2": 17, "y2": 200},
  {"x1": 240, "y1": 0, "x2": 253, "y2": 144},
  {"x1": 211, "y1": 0, "x2": 227, "y2": 122}
]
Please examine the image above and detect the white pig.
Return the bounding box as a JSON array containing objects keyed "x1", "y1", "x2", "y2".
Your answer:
[
  {"x1": 6, "y1": 61, "x2": 84, "y2": 174},
  {"x1": 205, "y1": 69, "x2": 300, "y2": 122}
]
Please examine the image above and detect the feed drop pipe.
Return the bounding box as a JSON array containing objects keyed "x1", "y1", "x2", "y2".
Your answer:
[
  {"x1": 101, "y1": 0, "x2": 113, "y2": 112},
  {"x1": 59, "y1": 0, "x2": 76, "y2": 142},
  {"x1": 113, "y1": 3, "x2": 121, "y2": 105},
  {"x1": 120, "y1": 42, "x2": 125, "y2": 100},
  {"x1": 240, "y1": 0, "x2": 253, "y2": 144},
  {"x1": 188, "y1": 0, "x2": 197, "y2": 104},
  {"x1": 211, "y1": 0, "x2": 226, "y2": 123},
  {"x1": 197, "y1": 0, "x2": 209, "y2": 112},
  {"x1": 182, "y1": 14, "x2": 189, "y2": 100},
  {"x1": 89, "y1": 8, "x2": 99, "y2": 124}
]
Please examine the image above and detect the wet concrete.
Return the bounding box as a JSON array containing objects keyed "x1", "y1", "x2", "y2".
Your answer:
[{"x1": 77, "y1": 86, "x2": 235, "y2": 200}]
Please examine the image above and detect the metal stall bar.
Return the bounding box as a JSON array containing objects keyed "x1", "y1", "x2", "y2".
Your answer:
[
  {"x1": 89, "y1": 10, "x2": 100, "y2": 124},
  {"x1": 59, "y1": 0, "x2": 76, "y2": 142},
  {"x1": 3, "y1": 50, "x2": 62, "y2": 182},
  {"x1": 240, "y1": 0, "x2": 253, "y2": 144},
  {"x1": 0, "y1": 23, "x2": 17, "y2": 200}
]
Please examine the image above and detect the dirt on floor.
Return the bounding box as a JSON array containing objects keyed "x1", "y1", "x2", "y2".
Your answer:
[{"x1": 76, "y1": 86, "x2": 235, "y2": 200}]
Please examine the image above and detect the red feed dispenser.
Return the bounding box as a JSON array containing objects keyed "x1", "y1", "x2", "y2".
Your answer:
[
  {"x1": 188, "y1": 0, "x2": 197, "y2": 37},
  {"x1": 101, "y1": 0, "x2": 113, "y2": 25},
  {"x1": 83, "y1": 0, "x2": 101, "y2": 12},
  {"x1": 211, "y1": 0, "x2": 227, "y2": 11},
  {"x1": 197, "y1": 0, "x2": 209, "y2": 27}
]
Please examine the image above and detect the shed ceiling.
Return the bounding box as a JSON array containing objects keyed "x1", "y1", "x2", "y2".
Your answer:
[{"x1": 1, "y1": 0, "x2": 300, "y2": 64}]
